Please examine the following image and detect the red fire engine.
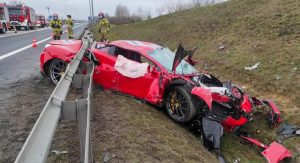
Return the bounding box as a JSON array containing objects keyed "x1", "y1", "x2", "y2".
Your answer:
[
  {"x1": 34, "y1": 14, "x2": 46, "y2": 28},
  {"x1": 8, "y1": 4, "x2": 35, "y2": 30}
]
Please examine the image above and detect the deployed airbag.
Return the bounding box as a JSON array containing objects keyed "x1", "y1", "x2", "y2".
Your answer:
[{"x1": 114, "y1": 55, "x2": 149, "y2": 78}]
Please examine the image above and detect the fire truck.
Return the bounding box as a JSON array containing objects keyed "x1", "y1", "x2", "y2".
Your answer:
[
  {"x1": 0, "y1": 3, "x2": 10, "y2": 33},
  {"x1": 8, "y1": 4, "x2": 35, "y2": 30},
  {"x1": 34, "y1": 14, "x2": 46, "y2": 28}
]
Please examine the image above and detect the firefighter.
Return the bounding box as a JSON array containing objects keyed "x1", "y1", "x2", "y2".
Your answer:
[
  {"x1": 98, "y1": 12, "x2": 110, "y2": 42},
  {"x1": 66, "y1": 15, "x2": 74, "y2": 39},
  {"x1": 50, "y1": 13, "x2": 62, "y2": 40}
]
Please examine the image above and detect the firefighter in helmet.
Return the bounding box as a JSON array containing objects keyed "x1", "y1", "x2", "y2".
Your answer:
[
  {"x1": 66, "y1": 15, "x2": 74, "y2": 39},
  {"x1": 98, "y1": 12, "x2": 110, "y2": 42},
  {"x1": 50, "y1": 13, "x2": 62, "y2": 40}
]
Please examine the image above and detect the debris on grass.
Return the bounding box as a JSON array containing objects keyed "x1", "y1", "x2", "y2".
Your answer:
[
  {"x1": 103, "y1": 151, "x2": 110, "y2": 162},
  {"x1": 219, "y1": 45, "x2": 226, "y2": 50},
  {"x1": 52, "y1": 150, "x2": 68, "y2": 155},
  {"x1": 244, "y1": 62, "x2": 260, "y2": 71},
  {"x1": 275, "y1": 75, "x2": 282, "y2": 80},
  {"x1": 233, "y1": 157, "x2": 241, "y2": 163}
]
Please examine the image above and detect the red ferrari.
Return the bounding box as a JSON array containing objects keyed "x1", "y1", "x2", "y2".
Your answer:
[{"x1": 40, "y1": 39, "x2": 292, "y2": 162}]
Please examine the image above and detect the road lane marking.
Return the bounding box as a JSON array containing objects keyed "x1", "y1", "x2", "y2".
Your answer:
[
  {"x1": 0, "y1": 23, "x2": 82, "y2": 39},
  {"x1": 0, "y1": 24, "x2": 87, "y2": 61}
]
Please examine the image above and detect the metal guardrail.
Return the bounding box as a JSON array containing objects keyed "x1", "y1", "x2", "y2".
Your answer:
[{"x1": 15, "y1": 30, "x2": 95, "y2": 163}]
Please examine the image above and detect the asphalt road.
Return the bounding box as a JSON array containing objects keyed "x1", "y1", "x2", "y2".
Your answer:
[{"x1": 0, "y1": 23, "x2": 88, "y2": 88}]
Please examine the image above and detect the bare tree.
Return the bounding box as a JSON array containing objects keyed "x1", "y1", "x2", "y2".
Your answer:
[
  {"x1": 191, "y1": 0, "x2": 202, "y2": 7},
  {"x1": 156, "y1": 6, "x2": 166, "y2": 16},
  {"x1": 156, "y1": 0, "x2": 193, "y2": 15},
  {"x1": 156, "y1": 0, "x2": 223, "y2": 16},
  {"x1": 144, "y1": 9, "x2": 152, "y2": 20},
  {"x1": 115, "y1": 4, "x2": 130, "y2": 18},
  {"x1": 134, "y1": 6, "x2": 152, "y2": 20}
]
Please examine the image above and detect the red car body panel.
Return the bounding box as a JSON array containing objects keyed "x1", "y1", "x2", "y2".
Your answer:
[
  {"x1": 191, "y1": 87, "x2": 213, "y2": 109},
  {"x1": 40, "y1": 40, "x2": 82, "y2": 74},
  {"x1": 241, "y1": 136, "x2": 292, "y2": 163}
]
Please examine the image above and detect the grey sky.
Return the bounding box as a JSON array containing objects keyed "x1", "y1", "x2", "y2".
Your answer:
[{"x1": 3, "y1": 0, "x2": 226, "y2": 20}]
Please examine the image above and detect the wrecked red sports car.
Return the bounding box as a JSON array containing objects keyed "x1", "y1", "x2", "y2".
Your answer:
[{"x1": 40, "y1": 40, "x2": 292, "y2": 162}]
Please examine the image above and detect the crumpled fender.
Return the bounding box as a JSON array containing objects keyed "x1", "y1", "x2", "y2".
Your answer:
[
  {"x1": 191, "y1": 87, "x2": 212, "y2": 109},
  {"x1": 252, "y1": 97, "x2": 282, "y2": 127}
]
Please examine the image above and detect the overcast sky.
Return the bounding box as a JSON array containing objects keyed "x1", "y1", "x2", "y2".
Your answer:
[{"x1": 3, "y1": 0, "x2": 226, "y2": 20}]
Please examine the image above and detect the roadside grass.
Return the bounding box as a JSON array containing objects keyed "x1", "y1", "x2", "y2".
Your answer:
[
  {"x1": 91, "y1": 88, "x2": 217, "y2": 162},
  {"x1": 90, "y1": 0, "x2": 300, "y2": 162}
]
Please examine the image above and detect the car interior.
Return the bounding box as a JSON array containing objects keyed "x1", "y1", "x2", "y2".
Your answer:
[{"x1": 97, "y1": 45, "x2": 157, "y2": 68}]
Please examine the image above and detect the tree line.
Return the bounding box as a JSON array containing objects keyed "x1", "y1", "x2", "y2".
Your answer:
[{"x1": 106, "y1": 0, "x2": 221, "y2": 24}]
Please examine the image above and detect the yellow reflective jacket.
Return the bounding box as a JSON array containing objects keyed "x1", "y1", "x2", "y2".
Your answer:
[
  {"x1": 50, "y1": 19, "x2": 62, "y2": 30},
  {"x1": 66, "y1": 18, "x2": 74, "y2": 27},
  {"x1": 99, "y1": 18, "x2": 110, "y2": 33}
]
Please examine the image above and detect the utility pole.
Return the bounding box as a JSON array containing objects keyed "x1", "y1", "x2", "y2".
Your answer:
[
  {"x1": 46, "y1": 6, "x2": 50, "y2": 20},
  {"x1": 63, "y1": 0, "x2": 67, "y2": 19},
  {"x1": 91, "y1": 0, "x2": 94, "y2": 19}
]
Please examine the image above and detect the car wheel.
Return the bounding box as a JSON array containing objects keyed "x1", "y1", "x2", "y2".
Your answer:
[
  {"x1": 48, "y1": 59, "x2": 67, "y2": 84},
  {"x1": 166, "y1": 86, "x2": 197, "y2": 123}
]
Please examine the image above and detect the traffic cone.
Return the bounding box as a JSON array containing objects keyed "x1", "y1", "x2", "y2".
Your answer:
[{"x1": 32, "y1": 38, "x2": 37, "y2": 48}]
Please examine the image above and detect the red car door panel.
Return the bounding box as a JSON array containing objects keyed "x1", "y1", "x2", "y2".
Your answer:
[
  {"x1": 117, "y1": 70, "x2": 161, "y2": 101},
  {"x1": 93, "y1": 49, "x2": 117, "y2": 89}
]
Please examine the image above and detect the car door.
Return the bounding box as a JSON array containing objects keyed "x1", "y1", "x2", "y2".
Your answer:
[
  {"x1": 92, "y1": 45, "x2": 118, "y2": 90},
  {"x1": 115, "y1": 49, "x2": 161, "y2": 102}
]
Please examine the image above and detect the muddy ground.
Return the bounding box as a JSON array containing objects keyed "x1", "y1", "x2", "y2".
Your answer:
[
  {"x1": 0, "y1": 75, "x2": 80, "y2": 163},
  {"x1": 0, "y1": 74, "x2": 217, "y2": 162}
]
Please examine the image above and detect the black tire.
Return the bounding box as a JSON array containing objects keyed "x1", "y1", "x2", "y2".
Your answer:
[
  {"x1": 48, "y1": 59, "x2": 67, "y2": 84},
  {"x1": 25, "y1": 25, "x2": 29, "y2": 30},
  {"x1": 166, "y1": 86, "x2": 197, "y2": 123}
]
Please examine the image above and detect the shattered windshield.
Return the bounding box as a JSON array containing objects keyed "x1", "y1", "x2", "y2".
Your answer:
[{"x1": 148, "y1": 47, "x2": 198, "y2": 75}]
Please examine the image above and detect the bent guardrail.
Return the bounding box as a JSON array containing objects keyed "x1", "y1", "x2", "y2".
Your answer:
[{"x1": 15, "y1": 30, "x2": 95, "y2": 163}]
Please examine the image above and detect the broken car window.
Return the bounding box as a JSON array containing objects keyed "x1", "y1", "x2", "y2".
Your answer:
[{"x1": 148, "y1": 48, "x2": 198, "y2": 75}]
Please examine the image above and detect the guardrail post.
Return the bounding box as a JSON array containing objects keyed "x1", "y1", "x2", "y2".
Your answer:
[{"x1": 77, "y1": 99, "x2": 89, "y2": 163}]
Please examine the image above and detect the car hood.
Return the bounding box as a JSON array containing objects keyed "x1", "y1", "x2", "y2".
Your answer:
[{"x1": 46, "y1": 40, "x2": 83, "y2": 58}]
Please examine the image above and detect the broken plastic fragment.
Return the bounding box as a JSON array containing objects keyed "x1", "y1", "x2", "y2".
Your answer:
[
  {"x1": 244, "y1": 62, "x2": 260, "y2": 71},
  {"x1": 52, "y1": 150, "x2": 68, "y2": 155}
]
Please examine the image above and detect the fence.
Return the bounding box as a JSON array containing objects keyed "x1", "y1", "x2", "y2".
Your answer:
[{"x1": 15, "y1": 30, "x2": 95, "y2": 163}]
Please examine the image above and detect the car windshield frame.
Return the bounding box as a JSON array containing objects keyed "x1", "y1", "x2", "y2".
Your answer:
[
  {"x1": 8, "y1": 8, "x2": 24, "y2": 16},
  {"x1": 148, "y1": 47, "x2": 198, "y2": 75}
]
